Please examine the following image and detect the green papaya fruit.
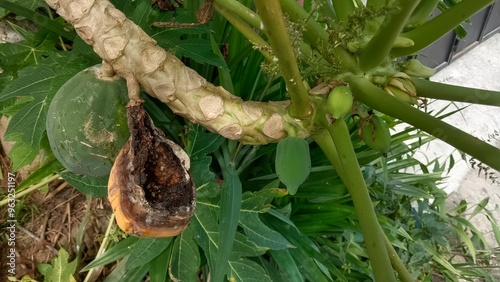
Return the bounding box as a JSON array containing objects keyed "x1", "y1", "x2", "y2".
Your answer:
[
  {"x1": 326, "y1": 85, "x2": 354, "y2": 120},
  {"x1": 46, "y1": 65, "x2": 129, "y2": 177},
  {"x1": 360, "y1": 115, "x2": 391, "y2": 154}
]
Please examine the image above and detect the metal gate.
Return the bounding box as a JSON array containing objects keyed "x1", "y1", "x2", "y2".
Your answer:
[{"x1": 416, "y1": 1, "x2": 500, "y2": 70}]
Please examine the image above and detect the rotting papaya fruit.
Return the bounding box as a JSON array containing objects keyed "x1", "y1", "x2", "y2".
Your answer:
[
  {"x1": 108, "y1": 100, "x2": 196, "y2": 237},
  {"x1": 46, "y1": 64, "x2": 129, "y2": 177}
]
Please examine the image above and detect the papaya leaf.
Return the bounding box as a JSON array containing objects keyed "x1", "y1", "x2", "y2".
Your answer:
[
  {"x1": 193, "y1": 199, "x2": 219, "y2": 270},
  {"x1": 239, "y1": 212, "x2": 293, "y2": 250},
  {"x1": 186, "y1": 124, "x2": 225, "y2": 158},
  {"x1": 6, "y1": 133, "x2": 38, "y2": 172},
  {"x1": 38, "y1": 248, "x2": 77, "y2": 282},
  {"x1": 0, "y1": 23, "x2": 60, "y2": 73},
  {"x1": 275, "y1": 137, "x2": 311, "y2": 195},
  {"x1": 238, "y1": 188, "x2": 292, "y2": 250},
  {"x1": 169, "y1": 225, "x2": 200, "y2": 282},
  {"x1": 213, "y1": 165, "x2": 242, "y2": 282},
  {"x1": 231, "y1": 232, "x2": 268, "y2": 258},
  {"x1": 191, "y1": 156, "x2": 221, "y2": 198},
  {"x1": 59, "y1": 172, "x2": 108, "y2": 198},
  {"x1": 228, "y1": 258, "x2": 272, "y2": 282},
  {"x1": 174, "y1": 38, "x2": 228, "y2": 68},
  {"x1": 126, "y1": 238, "x2": 173, "y2": 269},
  {"x1": 81, "y1": 236, "x2": 139, "y2": 271},
  {"x1": 0, "y1": 96, "x2": 33, "y2": 117},
  {"x1": 149, "y1": 242, "x2": 171, "y2": 282},
  {"x1": 0, "y1": 55, "x2": 90, "y2": 170}
]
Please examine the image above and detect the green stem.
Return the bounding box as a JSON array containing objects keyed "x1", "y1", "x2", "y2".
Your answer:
[
  {"x1": 391, "y1": 0, "x2": 495, "y2": 57},
  {"x1": 413, "y1": 78, "x2": 500, "y2": 107},
  {"x1": 312, "y1": 129, "x2": 347, "y2": 183},
  {"x1": 327, "y1": 119, "x2": 396, "y2": 282},
  {"x1": 347, "y1": 75, "x2": 500, "y2": 171},
  {"x1": 254, "y1": 0, "x2": 311, "y2": 119},
  {"x1": 214, "y1": 3, "x2": 273, "y2": 62},
  {"x1": 332, "y1": 0, "x2": 356, "y2": 21},
  {"x1": 314, "y1": 129, "x2": 413, "y2": 281},
  {"x1": 214, "y1": 0, "x2": 261, "y2": 29},
  {"x1": 384, "y1": 231, "x2": 414, "y2": 282},
  {"x1": 359, "y1": 0, "x2": 421, "y2": 71}
]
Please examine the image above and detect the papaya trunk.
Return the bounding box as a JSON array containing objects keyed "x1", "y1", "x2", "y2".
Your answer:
[{"x1": 42, "y1": 0, "x2": 312, "y2": 144}]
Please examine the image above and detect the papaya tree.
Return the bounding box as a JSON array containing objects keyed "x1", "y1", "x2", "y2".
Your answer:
[{"x1": 1, "y1": 0, "x2": 499, "y2": 281}]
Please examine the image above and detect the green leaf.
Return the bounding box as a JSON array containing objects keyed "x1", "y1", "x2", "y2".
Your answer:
[
  {"x1": 214, "y1": 165, "x2": 242, "y2": 281},
  {"x1": 186, "y1": 124, "x2": 225, "y2": 158},
  {"x1": 231, "y1": 232, "x2": 268, "y2": 258},
  {"x1": 169, "y1": 225, "x2": 200, "y2": 282},
  {"x1": 1, "y1": 55, "x2": 90, "y2": 170},
  {"x1": 16, "y1": 159, "x2": 63, "y2": 192},
  {"x1": 0, "y1": 1, "x2": 75, "y2": 41},
  {"x1": 0, "y1": 96, "x2": 33, "y2": 117},
  {"x1": 228, "y1": 258, "x2": 272, "y2": 282},
  {"x1": 239, "y1": 212, "x2": 292, "y2": 250},
  {"x1": 269, "y1": 250, "x2": 304, "y2": 282},
  {"x1": 41, "y1": 248, "x2": 77, "y2": 282},
  {"x1": 191, "y1": 156, "x2": 220, "y2": 198},
  {"x1": 127, "y1": 238, "x2": 173, "y2": 269},
  {"x1": 175, "y1": 38, "x2": 227, "y2": 68},
  {"x1": 7, "y1": 134, "x2": 38, "y2": 172},
  {"x1": 148, "y1": 242, "x2": 171, "y2": 282},
  {"x1": 275, "y1": 137, "x2": 311, "y2": 195},
  {"x1": 193, "y1": 200, "x2": 220, "y2": 270},
  {"x1": 59, "y1": 172, "x2": 108, "y2": 198},
  {"x1": 103, "y1": 257, "x2": 149, "y2": 282},
  {"x1": 81, "y1": 236, "x2": 139, "y2": 271},
  {"x1": 238, "y1": 188, "x2": 292, "y2": 250}
]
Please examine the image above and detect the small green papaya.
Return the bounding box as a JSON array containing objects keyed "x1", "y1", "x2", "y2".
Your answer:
[
  {"x1": 326, "y1": 85, "x2": 353, "y2": 120},
  {"x1": 46, "y1": 65, "x2": 129, "y2": 177},
  {"x1": 360, "y1": 115, "x2": 391, "y2": 154}
]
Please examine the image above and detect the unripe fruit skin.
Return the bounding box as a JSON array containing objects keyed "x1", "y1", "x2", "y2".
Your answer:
[
  {"x1": 46, "y1": 65, "x2": 129, "y2": 177},
  {"x1": 326, "y1": 85, "x2": 354, "y2": 119},
  {"x1": 360, "y1": 115, "x2": 391, "y2": 153}
]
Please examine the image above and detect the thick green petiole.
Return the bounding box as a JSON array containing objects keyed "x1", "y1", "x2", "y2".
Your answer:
[
  {"x1": 413, "y1": 78, "x2": 500, "y2": 107},
  {"x1": 406, "y1": 0, "x2": 441, "y2": 27},
  {"x1": 254, "y1": 0, "x2": 311, "y2": 119},
  {"x1": 214, "y1": 0, "x2": 261, "y2": 29},
  {"x1": 359, "y1": 0, "x2": 421, "y2": 71},
  {"x1": 326, "y1": 119, "x2": 396, "y2": 282},
  {"x1": 391, "y1": 0, "x2": 495, "y2": 57},
  {"x1": 347, "y1": 75, "x2": 500, "y2": 171}
]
